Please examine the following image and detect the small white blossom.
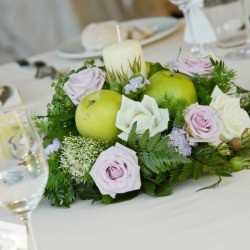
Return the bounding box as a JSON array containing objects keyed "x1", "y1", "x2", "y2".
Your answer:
[
  {"x1": 45, "y1": 138, "x2": 61, "y2": 157},
  {"x1": 60, "y1": 136, "x2": 108, "y2": 184}
]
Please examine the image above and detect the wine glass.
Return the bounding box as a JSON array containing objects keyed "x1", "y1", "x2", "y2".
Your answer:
[
  {"x1": 224, "y1": 0, "x2": 250, "y2": 60},
  {"x1": 169, "y1": 0, "x2": 216, "y2": 56},
  {"x1": 0, "y1": 110, "x2": 48, "y2": 250}
]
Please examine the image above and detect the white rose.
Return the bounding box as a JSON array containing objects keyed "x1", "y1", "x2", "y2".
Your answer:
[
  {"x1": 115, "y1": 95, "x2": 169, "y2": 141},
  {"x1": 210, "y1": 86, "x2": 250, "y2": 141}
]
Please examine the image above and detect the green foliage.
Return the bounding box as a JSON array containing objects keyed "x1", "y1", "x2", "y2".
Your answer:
[
  {"x1": 126, "y1": 123, "x2": 192, "y2": 185},
  {"x1": 141, "y1": 134, "x2": 189, "y2": 175},
  {"x1": 100, "y1": 191, "x2": 140, "y2": 204},
  {"x1": 128, "y1": 56, "x2": 143, "y2": 78},
  {"x1": 148, "y1": 62, "x2": 168, "y2": 78},
  {"x1": 158, "y1": 94, "x2": 188, "y2": 127},
  {"x1": 141, "y1": 178, "x2": 173, "y2": 197},
  {"x1": 191, "y1": 58, "x2": 236, "y2": 105},
  {"x1": 234, "y1": 129, "x2": 250, "y2": 159},
  {"x1": 191, "y1": 144, "x2": 232, "y2": 177},
  {"x1": 75, "y1": 182, "x2": 101, "y2": 201},
  {"x1": 45, "y1": 72, "x2": 78, "y2": 142},
  {"x1": 44, "y1": 151, "x2": 76, "y2": 207},
  {"x1": 197, "y1": 176, "x2": 222, "y2": 191}
]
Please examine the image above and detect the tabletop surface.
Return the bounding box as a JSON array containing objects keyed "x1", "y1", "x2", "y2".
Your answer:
[{"x1": 0, "y1": 21, "x2": 250, "y2": 250}]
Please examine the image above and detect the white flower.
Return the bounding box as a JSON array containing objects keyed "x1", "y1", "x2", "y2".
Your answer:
[
  {"x1": 45, "y1": 138, "x2": 61, "y2": 157},
  {"x1": 209, "y1": 86, "x2": 250, "y2": 142},
  {"x1": 115, "y1": 95, "x2": 169, "y2": 141}
]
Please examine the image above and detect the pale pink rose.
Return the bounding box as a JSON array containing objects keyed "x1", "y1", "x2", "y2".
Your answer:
[
  {"x1": 90, "y1": 143, "x2": 141, "y2": 198},
  {"x1": 184, "y1": 103, "x2": 222, "y2": 144},
  {"x1": 63, "y1": 67, "x2": 105, "y2": 105},
  {"x1": 168, "y1": 58, "x2": 213, "y2": 77}
]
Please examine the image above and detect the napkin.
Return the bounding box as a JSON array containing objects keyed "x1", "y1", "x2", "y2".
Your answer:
[
  {"x1": 183, "y1": 0, "x2": 217, "y2": 44},
  {"x1": 0, "y1": 221, "x2": 27, "y2": 249},
  {"x1": 0, "y1": 84, "x2": 22, "y2": 109}
]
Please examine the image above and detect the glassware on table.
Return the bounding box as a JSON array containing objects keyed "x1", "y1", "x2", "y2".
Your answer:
[
  {"x1": 204, "y1": 0, "x2": 246, "y2": 48},
  {"x1": 222, "y1": 0, "x2": 250, "y2": 60},
  {"x1": 169, "y1": 0, "x2": 217, "y2": 56},
  {"x1": 0, "y1": 110, "x2": 48, "y2": 250}
]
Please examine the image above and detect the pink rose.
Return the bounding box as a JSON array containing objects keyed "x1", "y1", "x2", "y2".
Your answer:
[
  {"x1": 184, "y1": 103, "x2": 222, "y2": 144},
  {"x1": 90, "y1": 143, "x2": 141, "y2": 198},
  {"x1": 63, "y1": 67, "x2": 105, "y2": 105},
  {"x1": 168, "y1": 58, "x2": 213, "y2": 77}
]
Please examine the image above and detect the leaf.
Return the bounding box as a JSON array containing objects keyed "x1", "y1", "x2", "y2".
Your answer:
[
  {"x1": 153, "y1": 136, "x2": 169, "y2": 152},
  {"x1": 197, "y1": 176, "x2": 222, "y2": 191},
  {"x1": 142, "y1": 178, "x2": 172, "y2": 197},
  {"x1": 178, "y1": 164, "x2": 193, "y2": 181},
  {"x1": 44, "y1": 185, "x2": 76, "y2": 208},
  {"x1": 192, "y1": 160, "x2": 203, "y2": 180},
  {"x1": 138, "y1": 130, "x2": 150, "y2": 150},
  {"x1": 75, "y1": 183, "x2": 101, "y2": 201},
  {"x1": 101, "y1": 191, "x2": 140, "y2": 204},
  {"x1": 141, "y1": 179, "x2": 156, "y2": 196},
  {"x1": 44, "y1": 152, "x2": 76, "y2": 207},
  {"x1": 127, "y1": 122, "x2": 138, "y2": 149},
  {"x1": 155, "y1": 182, "x2": 173, "y2": 197},
  {"x1": 191, "y1": 144, "x2": 232, "y2": 178},
  {"x1": 148, "y1": 62, "x2": 168, "y2": 78},
  {"x1": 169, "y1": 167, "x2": 181, "y2": 184},
  {"x1": 101, "y1": 195, "x2": 114, "y2": 204},
  {"x1": 147, "y1": 133, "x2": 161, "y2": 151},
  {"x1": 142, "y1": 151, "x2": 160, "y2": 174}
]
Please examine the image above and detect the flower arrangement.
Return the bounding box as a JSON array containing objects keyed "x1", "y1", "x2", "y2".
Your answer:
[{"x1": 34, "y1": 55, "x2": 250, "y2": 207}]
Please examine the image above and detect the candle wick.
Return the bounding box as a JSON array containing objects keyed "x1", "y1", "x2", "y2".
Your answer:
[{"x1": 116, "y1": 24, "x2": 122, "y2": 43}]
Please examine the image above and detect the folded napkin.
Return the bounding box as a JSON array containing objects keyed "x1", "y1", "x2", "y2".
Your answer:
[
  {"x1": 0, "y1": 221, "x2": 27, "y2": 249},
  {"x1": 0, "y1": 84, "x2": 22, "y2": 109}
]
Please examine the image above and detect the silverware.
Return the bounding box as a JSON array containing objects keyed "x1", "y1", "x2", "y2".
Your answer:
[
  {"x1": 16, "y1": 59, "x2": 59, "y2": 79},
  {"x1": 0, "y1": 86, "x2": 11, "y2": 107}
]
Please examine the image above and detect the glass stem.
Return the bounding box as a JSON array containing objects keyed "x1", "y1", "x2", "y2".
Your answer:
[
  {"x1": 241, "y1": 0, "x2": 250, "y2": 47},
  {"x1": 183, "y1": 8, "x2": 201, "y2": 55},
  {"x1": 19, "y1": 212, "x2": 38, "y2": 250}
]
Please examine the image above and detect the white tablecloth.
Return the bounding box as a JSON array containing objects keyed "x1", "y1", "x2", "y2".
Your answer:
[{"x1": 0, "y1": 21, "x2": 250, "y2": 250}]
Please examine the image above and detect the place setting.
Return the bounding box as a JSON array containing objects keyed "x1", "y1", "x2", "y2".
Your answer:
[{"x1": 56, "y1": 17, "x2": 181, "y2": 59}]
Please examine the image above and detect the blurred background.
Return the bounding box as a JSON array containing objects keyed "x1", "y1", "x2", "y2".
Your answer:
[{"x1": 0, "y1": 0, "x2": 181, "y2": 65}]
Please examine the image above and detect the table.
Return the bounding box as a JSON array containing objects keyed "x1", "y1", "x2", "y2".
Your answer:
[{"x1": 1, "y1": 21, "x2": 250, "y2": 250}]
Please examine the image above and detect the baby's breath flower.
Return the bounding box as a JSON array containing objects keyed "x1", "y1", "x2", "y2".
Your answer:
[{"x1": 60, "y1": 136, "x2": 109, "y2": 184}]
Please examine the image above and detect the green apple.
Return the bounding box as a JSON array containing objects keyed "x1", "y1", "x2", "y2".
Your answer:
[
  {"x1": 143, "y1": 70, "x2": 197, "y2": 105},
  {"x1": 75, "y1": 90, "x2": 122, "y2": 142}
]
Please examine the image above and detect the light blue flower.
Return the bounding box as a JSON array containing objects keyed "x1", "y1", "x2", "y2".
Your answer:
[
  {"x1": 124, "y1": 76, "x2": 150, "y2": 95},
  {"x1": 168, "y1": 127, "x2": 192, "y2": 156}
]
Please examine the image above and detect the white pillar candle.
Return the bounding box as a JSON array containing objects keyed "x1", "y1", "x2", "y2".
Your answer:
[{"x1": 102, "y1": 39, "x2": 147, "y2": 79}]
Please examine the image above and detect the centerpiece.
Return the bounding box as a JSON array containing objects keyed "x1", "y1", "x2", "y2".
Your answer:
[{"x1": 34, "y1": 32, "x2": 250, "y2": 207}]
